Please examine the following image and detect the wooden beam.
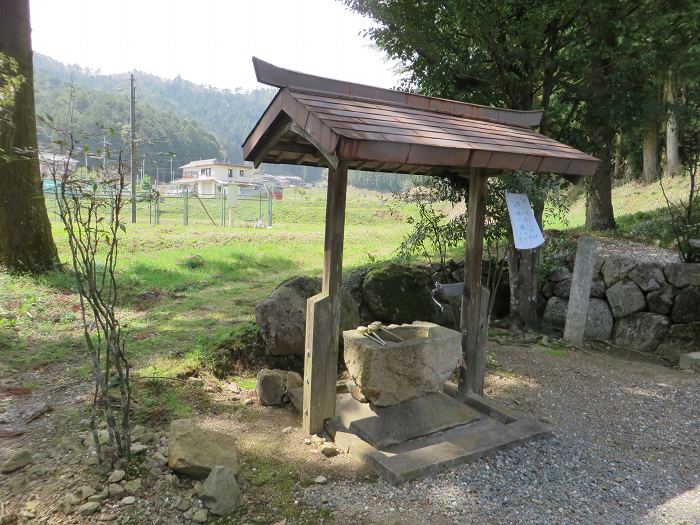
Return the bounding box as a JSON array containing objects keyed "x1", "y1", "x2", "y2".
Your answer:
[
  {"x1": 290, "y1": 122, "x2": 338, "y2": 170},
  {"x1": 302, "y1": 161, "x2": 348, "y2": 434},
  {"x1": 459, "y1": 169, "x2": 488, "y2": 395},
  {"x1": 251, "y1": 121, "x2": 291, "y2": 168}
]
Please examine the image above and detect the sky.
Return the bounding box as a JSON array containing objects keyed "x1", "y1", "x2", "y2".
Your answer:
[{"x1": 29, "y1": 0, "x2": 402, "y2": 91}]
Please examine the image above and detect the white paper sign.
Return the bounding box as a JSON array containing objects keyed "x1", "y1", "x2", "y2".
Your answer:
[{"x1": 505, "y1": 192, "x2": 545, "y2": 250}]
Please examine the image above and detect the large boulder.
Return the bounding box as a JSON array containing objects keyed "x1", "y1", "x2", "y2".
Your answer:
[
  {"x1": 647, "y1": 285, "x2": 676, "y2": 315},
  {"x1": 542, "y1": 297, "x2": 613, "y2": 341},
  {"x1": 0, "y1": 449, "x2": 32, "y2": 474},
  {"x1": 601, "y1": 256, "x2": 637, "y2": 287},
  {"x1": 200, "y1": 466, "x2": 240, "y2": 516},
  {"x1": 553, "y1": 279, "x2": 571, "y2": 299},
  {"x1": 361, "y1": 264, "x2": 439, "y2": 324},
  {"x1": 255, "y1": 369, "x2": 302, "y2": 406},
  {"x1": 663, "y1": 263, "x2": 700, "y2": 288},
  {"x1": 343, "y1": 322, "x2": 460, "y2": 406},
  {"x1": 168, "y1": 419, "x2": 239, "y2": 480},
  {"x1": 590, "y1": 277, "x2": 607, "y2": 298},
  {"x1": 629, "y1": 263, "x2": 667, "y2": 292},
  {"x1": 255, "y1": 276, "x2": 360, "y2": 356},
  {"x1": 670, "y1": 286, "x2": 700, "y2": 323},
  {"x1": 656, "y1": 322, "x2": 700, "y2": 364},
  {"x1": 605, "y1": 280, "x2": 646, "y2": 319},
  {"x1": 612, "y1": 313, "x2": 670, "y2": 353}
]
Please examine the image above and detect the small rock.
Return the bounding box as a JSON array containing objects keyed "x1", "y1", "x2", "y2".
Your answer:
[
  {"x1": 87, "y1": 494, "x2": 104, "y2": 502},
  {"x1": 97, "y1": 429, "x2": 110, "y2": 445},
  {"x1": 124, "y1": 478, "x2": 142, "y2": 494},
  {"x1": 0, "y1": 449, "x2": 33, "y2": 473},
  {"x1": 152, "y1": 451, "x2": 168, "y2": 467},
  {"x1": 120, "y1": 496, "x2": 136, "y2": 505},
  {"x1": 321, "y1": 444, "x2": 338, "y2": 457},
  {"x1": 139, "y1": 432, "x2": 158, "y2": 444},
  {"x1": 107, "y1": 469, "x2": 126, "y2": 483},
  {"x1": 226, "y1": 382, "x2": 241, "y2": 394},
  {"x1": 76, "y1": 501, "x2": 101, "y2": 516},
  {"x1": 314, "y1": 475, "x2": 328, "y2": 484},
  {"x1": 176, "y1": 498, "x2": 191, "y2": 511},
  {"x1": 65, "y1": 492, "x2": 81, "y2": 505},
  {"x1": 200, "y1": 465, "x2": 241, "y2": 516},
  {"x1": 242, "y1": 398, "x2": 254, "y2": 406},
  {"x1": 282, "y1": 427, "x2": 294, "y2": 434},
  {"x1": 192, "y1": 509, "x2": 208, "y2": 523},
  {"x1": 79, "y1": 485, "x2": 97, "y2": 500},
  {"x1": 108, "y1": 483, "x2": 124, "y2": 497},
  {"x1": 26, "y1": 463, "x2": 49, "y2": 478},
  {"x1": 304, "y1": 438, "x2": 312, "y2": 445},
  {"x1": 130, "y1": 443, "x2": 147, "y2": 454}
]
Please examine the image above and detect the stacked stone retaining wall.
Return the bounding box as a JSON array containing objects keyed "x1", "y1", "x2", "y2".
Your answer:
[{"x1": 541, "y1": 256, "x2": 700, "y2": 363}]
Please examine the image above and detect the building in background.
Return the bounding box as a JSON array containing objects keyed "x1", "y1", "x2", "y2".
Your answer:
[
  {"x1": 175, "y1": 159, "x2": 256, "y2": 196},
  {"x1": 38, "y1": 152, "x2": 79, "y2": 178}
]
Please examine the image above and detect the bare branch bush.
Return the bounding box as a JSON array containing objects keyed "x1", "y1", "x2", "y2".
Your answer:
[
  {"x1": 660, "y1": 160, "x2": 700, "y2": 262},
  {"x1": 40, "y1": 86, "x2": 131, "y2": 466}
]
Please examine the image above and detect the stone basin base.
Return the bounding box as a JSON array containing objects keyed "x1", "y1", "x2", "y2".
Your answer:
[{"x1": 343, "y1": 321, "x2": 461, "y2": 406}]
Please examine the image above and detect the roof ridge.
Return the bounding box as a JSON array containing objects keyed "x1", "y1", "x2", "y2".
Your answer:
[{"x1": 252, "y1": 57, "x2": 542, "y2": 128}]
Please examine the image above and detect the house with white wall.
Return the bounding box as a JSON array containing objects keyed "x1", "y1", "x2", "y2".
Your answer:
[{"x1": 175, "y1": 159, "x2": 256, "y2": 196}]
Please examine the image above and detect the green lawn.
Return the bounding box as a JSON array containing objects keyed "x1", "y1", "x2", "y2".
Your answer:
[
  {"x1": 545, "y1": 174, "x2": 697, "y2": 249},
  {"x1": 2, "y1": 187, "x2": 415, "y2": 379}
]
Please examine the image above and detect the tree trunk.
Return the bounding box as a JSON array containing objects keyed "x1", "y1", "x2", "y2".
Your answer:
[
  {"x1": 0, "y1": 0, "x2": 57, "y2": 272},
  {"x1": 507, "y1": 198, "x2": 543, "y2": 331},
  {"x1": 665, "y1": 75, "x2": 680, "y2": 177},
  {"x1": 507, "y1": 246, "x2": 540, "y2": 331},
  {"x1": 585, "y1": 131, "x2": 617, "y2": 230},
  {"x1": 642, "y1": 122, "x2": 660, "y2": 184},
  {"x1": 613, "y1": 132, "x2": 623, "y2": 180}
]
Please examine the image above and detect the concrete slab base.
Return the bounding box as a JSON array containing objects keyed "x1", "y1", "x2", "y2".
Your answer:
[
  {"x1": 679, "y1": 351, "x2": 700, "y2": 372},
  {"x1": 325, "y1": 382, "x2": 552, "y2": 484}
]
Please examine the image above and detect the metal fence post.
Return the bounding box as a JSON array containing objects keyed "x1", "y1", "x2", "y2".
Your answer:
[
  {"x1": 183, "y1": 188, "x2": 189, "y2": 226},
  {"x1": 267, "y1": 193, "x2": 272, "y2": 228},
  {"x1": 155, "y1": 194, "x2": 160, "y2": 225},
  {"x1": 221, "y1": 192, "x2": 226, "y2": 226}
]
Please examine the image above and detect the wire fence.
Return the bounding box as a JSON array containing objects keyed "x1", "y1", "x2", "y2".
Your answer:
[{"x1": 44, "y1": 186, "x2": 274, "y2": 228}]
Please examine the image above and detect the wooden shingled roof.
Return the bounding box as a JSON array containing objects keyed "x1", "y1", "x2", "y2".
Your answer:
[{"x1": 243, "y1": 58, "x2": 599, "y2": 177}]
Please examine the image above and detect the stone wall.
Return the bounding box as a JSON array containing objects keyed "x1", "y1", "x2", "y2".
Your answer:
[{"x1": 540, "y1": 256, "x2": 700, "y2": 364}]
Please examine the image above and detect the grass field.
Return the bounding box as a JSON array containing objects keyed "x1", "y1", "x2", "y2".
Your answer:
[
  {"x1": 2, "y1": 187, "x2": 415, "y2": 385},
  {"x1": 545, "y1": 173, "x2": 696, "y2": 248}
]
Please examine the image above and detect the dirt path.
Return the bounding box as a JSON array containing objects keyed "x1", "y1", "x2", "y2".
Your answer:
[{"x1": 1, "y1": 338, "x2": 697, "y2": 524}]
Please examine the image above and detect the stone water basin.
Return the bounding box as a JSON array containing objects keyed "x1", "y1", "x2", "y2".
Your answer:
[{"x1": 343, "y1": 321, "x2": 461, "y2": 406}]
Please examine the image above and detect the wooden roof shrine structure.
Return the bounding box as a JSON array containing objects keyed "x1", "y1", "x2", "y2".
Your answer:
[{"x1": 243, "y1": 58, "x2": 599, "y2": 435}]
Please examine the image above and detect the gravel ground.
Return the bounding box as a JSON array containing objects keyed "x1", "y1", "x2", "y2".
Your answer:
[{"x1": 304, "y1": 341, "x2": 699, "y2": 525}]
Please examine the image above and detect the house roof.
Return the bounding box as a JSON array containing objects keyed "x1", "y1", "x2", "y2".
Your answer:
[
  {"x1": 242, "y1": 58, "x2": 599, "y2": 178},
  {"x1": 179, "y1": 159, "x2": 253, "y2": 170}
]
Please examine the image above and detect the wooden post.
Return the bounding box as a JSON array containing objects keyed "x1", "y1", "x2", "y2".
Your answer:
[
  {"x1": 303, "y1": 162, "x2": 348, "y2": 434},
  {"x1": 459, "y1": 169, "x2": 488, "y2": 395},
  {"x1": 564, "y1": 236, "x2": 598, "y2": 345}
]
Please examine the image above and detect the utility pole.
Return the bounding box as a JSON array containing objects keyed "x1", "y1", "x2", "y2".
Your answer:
[
  {"x1": 129, "y1": 74, "x2": 136, "y2": 223},
  {"x1": 170, "y1": 155, "x2": 174, "y2": 182},
  {"x1": 141, "y1": 155, "x2": 145, "y2": 183},
  {"x1": 102, "y1": 134, "x2": 107, "y2": 172}
]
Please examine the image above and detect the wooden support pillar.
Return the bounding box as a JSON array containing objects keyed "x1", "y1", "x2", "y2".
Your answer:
[
  {"x1": 459, "y1": 169, "x2": 488, "y2": 395},
  {"x1": 303, "y1": 161, "x2": 348, "y2": 434}
]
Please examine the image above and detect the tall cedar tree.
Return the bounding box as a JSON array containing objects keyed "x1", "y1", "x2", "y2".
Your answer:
[
  {"x1": 0, "y1": 0, "x2": 57, "y2": 271},
  {"x1": 344, "y1": 0, "x2": 699, "y2": 325}
]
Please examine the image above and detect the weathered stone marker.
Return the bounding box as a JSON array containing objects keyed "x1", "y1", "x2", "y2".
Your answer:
[{"x1": 564, "y1": 236, "x2": 598, "y2": 345}]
